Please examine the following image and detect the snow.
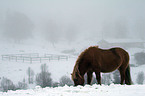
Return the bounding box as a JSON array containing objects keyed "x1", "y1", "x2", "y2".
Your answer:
[
  {"x1": 1, "y1": 41, "x2": 145, "y2": 84},
  {"x1": 0, "y1": 84, "x2": 145, "y2": 96},
  {"x1": 0, "y1": 40, "x2": 145, "y2": 95}
]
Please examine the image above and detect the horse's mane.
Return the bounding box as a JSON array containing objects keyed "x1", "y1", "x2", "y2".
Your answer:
[
  {"x1": 76, "y1": 46, "x2": 98, "y2": 66},
  {"x1": 72, "y1": 46, "x2": 99, "y2": 79}
]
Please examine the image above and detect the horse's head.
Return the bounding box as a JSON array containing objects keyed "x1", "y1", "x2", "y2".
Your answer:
[{"x1": 71, "y1": 66, "x2": 84, "y2": 86}]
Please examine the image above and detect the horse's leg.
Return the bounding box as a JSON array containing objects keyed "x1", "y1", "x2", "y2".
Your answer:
[
  {"x1": 95, "y1": 72, "x2": 101, "y2": 85},
  {"x1": 119, "y1": 69, "x2": 125, "y2": 85},
  {"x1": 87, "y1": 71, "x2": 93, "y2": 85}
]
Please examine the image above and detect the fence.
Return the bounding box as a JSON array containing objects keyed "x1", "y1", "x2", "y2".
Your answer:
[{"x1": 1, "y1": 53, "x2": 69, "y2": 63}]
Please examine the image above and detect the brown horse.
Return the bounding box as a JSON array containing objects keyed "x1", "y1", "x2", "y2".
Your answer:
[{"x1": 71, "y1": 46, "x2": 131, "y2": 86}]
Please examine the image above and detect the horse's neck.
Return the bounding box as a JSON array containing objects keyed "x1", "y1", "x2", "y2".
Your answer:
[{"x1": 78, "y1": 64, "x2": 87, "y2": 76}]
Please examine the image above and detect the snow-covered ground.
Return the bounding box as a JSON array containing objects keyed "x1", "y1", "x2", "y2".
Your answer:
[
  {"x1": 0, "y1": 40, "x2": 145, "y2": 84},
  {"x1": 0, "y1": 84, "x2": 145, "y2": 96},
  {"x1": 0, "y1": 40, "x2": 145, "y2": 95}
]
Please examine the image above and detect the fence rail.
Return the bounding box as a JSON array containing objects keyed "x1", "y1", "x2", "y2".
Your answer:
[{"x1": 1, "y1": 53, "x2": 69, "y2": 63}]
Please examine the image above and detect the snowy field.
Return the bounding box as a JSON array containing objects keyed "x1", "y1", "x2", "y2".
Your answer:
[
  {"x1": 0, "y1": 41, "x2": 145, "y2": 84},
  {"x1": 0, "y1": 84, "x2": 145, "y2": 96},
  {"x1": 0, "y1": 41, "x2": 145, "y2": 95}
]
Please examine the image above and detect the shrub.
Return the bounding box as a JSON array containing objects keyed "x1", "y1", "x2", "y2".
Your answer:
[
  {"x1": 52, "y1": 82, "x2": 59, "y2": 87},
  {"x1": 1, "y1": 77, "x2": 16, "y2": 92},
  {"x1": 59, "y1": 75, "x2": 73, "y2": 86},
  {"x1": 16, "y1": 78, "x2": 27, "y2": 90},
  {"x1": 36, "y1": 64, "x2": 52, "y2": 88}
]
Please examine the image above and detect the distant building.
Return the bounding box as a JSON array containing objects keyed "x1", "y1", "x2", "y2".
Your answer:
[{"x1": 98, "y1": 39, "x2": 145, "y2": 49}]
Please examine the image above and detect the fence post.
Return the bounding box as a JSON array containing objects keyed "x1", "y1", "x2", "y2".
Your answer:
[
  {"x1": 23, "y1": 57, "x2": 24, "y2": 63},
  {"x1": 9, "y1": 56, "x2": 11, "y2": 61},
  {"x1": 30, "y1": 57, "x2": 32, "y2": 64},
  {"x1": 66, "y1": 56, "x2": 68, "y2": 61},
  {"x1": 16, "y1": 56, "x2": 17, "y2": 62},
  {"x1": 40, "y1": 57, "x2": 42, "y2": 63}
]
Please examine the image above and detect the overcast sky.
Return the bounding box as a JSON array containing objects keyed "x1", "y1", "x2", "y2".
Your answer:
[{"x1": 0, "y1": 0, "x2": 145, "y2": 42}]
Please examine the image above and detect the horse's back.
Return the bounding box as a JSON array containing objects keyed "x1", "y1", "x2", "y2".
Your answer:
[
  {"x1": 111, "y1": 47, "x2": 129, "y2": 61},
  {"x1": 90, "y1": 47, "x2": 129, "y2": 72}
]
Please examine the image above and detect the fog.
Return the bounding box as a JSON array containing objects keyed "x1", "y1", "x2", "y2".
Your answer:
[{"x1": 0, "y1": 0, "x2": 145, "y2": 44}]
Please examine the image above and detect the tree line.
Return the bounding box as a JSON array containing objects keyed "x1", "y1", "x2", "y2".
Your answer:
[{"x1": 1, "y1": 11, "x2": 145, "y2": 45}]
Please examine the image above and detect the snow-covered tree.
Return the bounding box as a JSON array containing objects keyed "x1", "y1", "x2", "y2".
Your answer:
[
  {"x1": 36, "y1": 64, "x2": 52, "y2": 88},
  {"x1": 27, "y1": 67, "x2": 34, "y2": 84}
]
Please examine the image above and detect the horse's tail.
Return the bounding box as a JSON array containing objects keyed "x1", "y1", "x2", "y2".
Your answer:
[{"x1": 125, "y1": 65, "x2": 132, "y2": 85}]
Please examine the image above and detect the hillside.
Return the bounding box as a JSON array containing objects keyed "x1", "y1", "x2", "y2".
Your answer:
[{"x1": 0, "y1": 40, "x2": 145, "y2": 89}]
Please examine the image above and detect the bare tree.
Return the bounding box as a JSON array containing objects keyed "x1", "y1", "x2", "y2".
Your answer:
[
  {"x1": 36, "y1": 64, "x2": 52, "y2": 88},
  {"x1": 27, "y1": 67, "x2": 34, "y2": 84}
]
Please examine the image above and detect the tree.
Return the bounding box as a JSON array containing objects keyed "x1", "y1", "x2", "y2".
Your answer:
[
  {"x1": 27, "y1": 67, "x2": 34, "y2": 84},
  {"x1": 59, "y1": 75, "x2": 73, "y2": 86},
  {"x1": 136, "y1": 72, "x2": 144, "y2": 84},
  {"x1": 3, "y1": 11, "x2": 34, "y2": 43},
  {"x1": 36, "y1": 64, "x2": 52, "y2": 88}
]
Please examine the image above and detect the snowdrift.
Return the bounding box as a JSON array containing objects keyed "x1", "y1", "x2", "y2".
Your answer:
[{"x1": 0, "y1": 84, "x2": 145, "y2": 96}]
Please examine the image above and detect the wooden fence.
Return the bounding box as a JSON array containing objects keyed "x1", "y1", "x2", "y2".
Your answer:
[{"x1": 1, "y1": 53, "x2": 69, "y2": 63}]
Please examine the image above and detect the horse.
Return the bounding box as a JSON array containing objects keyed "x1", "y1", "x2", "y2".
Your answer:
[{"x1": 71, "y1": 46, "x2": 132, "y2": 86}]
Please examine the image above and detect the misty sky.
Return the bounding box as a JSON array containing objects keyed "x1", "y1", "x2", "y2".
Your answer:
[{"x1": 0, "y1": 0, "x2": 145, "y2": 43}]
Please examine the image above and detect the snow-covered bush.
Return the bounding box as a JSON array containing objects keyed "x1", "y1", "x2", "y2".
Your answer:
[
  {"x1": 35, "y1": 64, "x2": 52, "y2": 88},
  {"x1": 1, "y1": 77, "x2": 16, "y2": 92},
  {"x1": 16, "y1": 78, "x2": 27, "y2": 90},
  {"x1": 52, "y1": 82, "x2": 59, "y2": 87},
  {"x1": 59, "y1": 75, "x2": 73, "y2": 86}
]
